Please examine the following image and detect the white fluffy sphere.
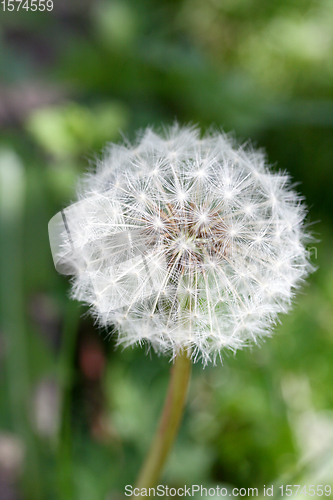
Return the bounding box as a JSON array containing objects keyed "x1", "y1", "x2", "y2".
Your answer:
[{"x1": 49, "y1": 125, "x2": 313, "y2": 364}]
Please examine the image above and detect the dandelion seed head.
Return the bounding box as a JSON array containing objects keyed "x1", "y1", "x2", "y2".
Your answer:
[{"x1": 49, "y1": 124, "x2": 314, "y2": 364}]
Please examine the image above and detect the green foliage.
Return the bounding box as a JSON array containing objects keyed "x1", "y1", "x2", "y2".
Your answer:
[{"x1": 26, "y1": 101, "x2": 129, "y2": 157}]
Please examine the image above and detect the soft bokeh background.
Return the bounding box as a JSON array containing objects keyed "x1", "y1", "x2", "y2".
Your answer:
[{"x1": 0, "y1": 1, "x2": 333, "y2": 499}]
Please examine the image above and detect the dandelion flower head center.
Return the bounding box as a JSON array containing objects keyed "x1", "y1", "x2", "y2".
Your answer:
[{"x1": 142, "y1": 200, "x2": 229, "y2": 275}]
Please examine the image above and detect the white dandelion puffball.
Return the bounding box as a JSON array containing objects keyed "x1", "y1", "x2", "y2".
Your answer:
[{"x1": 49, "y1": 125, "x2": 313, "y2": 364}]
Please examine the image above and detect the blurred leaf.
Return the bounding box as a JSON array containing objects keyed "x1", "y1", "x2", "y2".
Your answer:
[
  {"x1": 93, "y1": 0, "x2": 140, "y2": 49},
  {"x1": 25, "y1": 101, "x2": 130, "y2": 157}
]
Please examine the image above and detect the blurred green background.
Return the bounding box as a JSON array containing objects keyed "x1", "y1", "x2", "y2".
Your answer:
[{"x1": 0, "y1": 0, "x2": 333, "y2": 498}]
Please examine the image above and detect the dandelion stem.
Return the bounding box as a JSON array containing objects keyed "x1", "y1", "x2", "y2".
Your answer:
[{"x1": 133, "y1": 350, "x2": 192, "y2": 492}]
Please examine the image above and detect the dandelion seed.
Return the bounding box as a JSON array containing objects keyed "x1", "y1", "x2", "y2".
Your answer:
[{"x1": 49, "y1": 124, "x2": 314, "y2": 364}]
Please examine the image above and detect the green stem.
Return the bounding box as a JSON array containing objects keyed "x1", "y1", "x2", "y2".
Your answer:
[{"x1": 134, "y1": 350, "x2": 192, "y2": 492}]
